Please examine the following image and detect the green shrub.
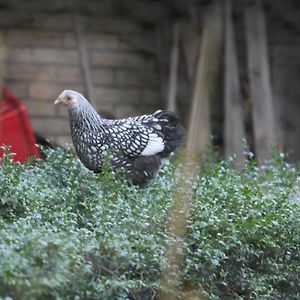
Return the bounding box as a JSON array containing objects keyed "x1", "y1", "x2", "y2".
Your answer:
[{"x1": 0, "y1": 147, "x2": 299, "y2": 299}]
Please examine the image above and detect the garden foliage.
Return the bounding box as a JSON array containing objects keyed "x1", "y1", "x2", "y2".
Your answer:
[{"x1": 0, "y1": 147, "x2": 299, "y2": 299}]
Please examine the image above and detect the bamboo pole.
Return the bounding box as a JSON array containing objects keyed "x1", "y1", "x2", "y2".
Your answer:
[
  {"x1": 245, "y1": 0, "x2": 276, "y2": 162},
  {"x1": 159, "y1": 3, "x2": 222, "y2": 299},
  {"x1": 187, "y1": 3, "x2": 222, "y2": 155},
  {"x1": 224, "y1": 0, "x2": 245, "y2": 168}
]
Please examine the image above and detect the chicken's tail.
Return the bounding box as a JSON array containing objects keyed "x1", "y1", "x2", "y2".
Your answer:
[{"x1": 152, "y1": 110, "x2": 186, "y2": 157}]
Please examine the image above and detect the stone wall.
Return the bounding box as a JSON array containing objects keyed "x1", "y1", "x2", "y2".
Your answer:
[{"x1": 0, "y1": 0, "x2": 161, "y2": 145}]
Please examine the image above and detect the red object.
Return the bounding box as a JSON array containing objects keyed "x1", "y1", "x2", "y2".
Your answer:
[{"x1": 0, "y1": 87, "x2": 41, "y2": 162}]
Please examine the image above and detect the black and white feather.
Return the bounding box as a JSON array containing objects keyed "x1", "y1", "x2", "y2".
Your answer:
[{"x1": 55, "y1": 90, "x2": 185, "y2": 186}]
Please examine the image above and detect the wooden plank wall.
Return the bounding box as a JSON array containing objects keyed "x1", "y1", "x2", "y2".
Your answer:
[
  {"x1": 224, "y1": 0, "x2": 245, "y2": 168},
  {"x1": 245, "y1": 0, "x2": 276, "y2": 162}
]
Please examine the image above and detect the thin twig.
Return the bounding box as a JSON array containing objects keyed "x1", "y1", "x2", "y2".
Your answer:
[
  {"x1": 150, "y1": 287, "x2": 156, "y2": 300},
  {"x1": 96, "y1": 262, "x2": 141, "y2": 300}
]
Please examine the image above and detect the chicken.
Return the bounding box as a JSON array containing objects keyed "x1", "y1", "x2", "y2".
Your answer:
[{"x1": 54, "y1": 90, "x2": 185, "y2": 186}]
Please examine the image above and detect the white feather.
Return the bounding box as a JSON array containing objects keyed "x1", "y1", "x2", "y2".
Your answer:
[{"x1": 141, "y1": 133, "x2": 164, "y2": 156}]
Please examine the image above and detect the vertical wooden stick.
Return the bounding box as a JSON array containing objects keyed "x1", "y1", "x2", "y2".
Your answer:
[
  {"x1": 156, "y1": 23, "x2": 171, "y2": 109},
  {"x1": 182, "y1": 20, "x2": 200, "y2": 83},
  {"x1": 159, "y1": 3, "x2": 222, "y2": 299},
  {"x1": 167, "y1": 22, "x2": 180, "y2": 113},
  {"x1": 73, "y1": 14, "x2": 95, "y2": 106},
  {"x1": 187, "y1": 3, "x2": 222, "y2": 155},
  {"x1": 245, "y1": 0, "x2": 276, "y2": 162},
  {"x1": 224, "y1": 0, "x2": 245, "y2": 168}
]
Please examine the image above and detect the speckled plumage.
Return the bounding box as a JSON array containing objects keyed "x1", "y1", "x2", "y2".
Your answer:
[{"x1": 55, "y1": 90, "x2": 185, "y2": 186}]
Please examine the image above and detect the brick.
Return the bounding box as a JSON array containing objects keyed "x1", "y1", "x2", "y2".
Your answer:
[
  {"x1": 4, "y1": 81, "x2": 29, "y2": 99},
  {"x1": 86, "y1": 33, "x2": 119, "y2": 50},
  {"x1": 29, "y1": 83, "x2": 85, "y2": 100},
  {"x1": 5, "y1": 0, "x2": 66, "y2": 12},
  {"x1": 94, "y1": 86, "x2": 140, "y2": 104},
  {"x1": 0, "y1": 47, "x2": 6, "y2": 60},
  {"x1": 115, "y1": 70, "x2": 158, "y2": 87},
  {"x1": 140, "y1": 106, "x2": 162, "y2": 115},
  {"x1": 141, "y1": 88, "x2": 161, "y2": 105},
  {"x1": 35, "y1": 14, "x2": 73, "y2": 30},
  {"x1": 91, "y1": 51, "x2": 145, "y2": 69},
  {"x1": 86, "y1": 17, "x2": 143, "y2": 35},
  {"x1": 93, "y1": 103, "x2": 116, "y2": 117},
  {"x1": 6, "y1": 47, "x2": 32, "y2": 63},
  {"x1": 91, "y1": 68, "x2": 114, "y2": 85},
  {"x1": 64, "y1": 33, "x2": 77, "y2": 47},
  {"x1": 31, "y1": 117, "x2": 70, "y2": 136},
  {"x1": 77, "y1": 0, "x2": 121, "y2": 16},
  {"x1": 6, "y1": 64, "x2": 54, "y2": 80},
  {"x1": 125, "y1": 1, "x2": 169, "y2": 24},
  {"x1": 7, "y1": 30, "x2": 63, "y2": 46},
  {"x1": 144, "y1": 58, "x2": 157, "y2": 71},
  {"x1": 29, "y1": 83, "x2": 64, "y2": 100},
  {"x1": 6, "y1": 30, "x2": 76, "y2": 47},
  {"x1": 57, "y1": 105, "x2": 69, "y2": 118},
  {"x1": 114, "y1": 104, "x2": 144, "y2": 118},
  {"x1": 0, "y1": 11, "x2": 33, "y2": 27},
  {"x1": 0, "y1": 65, "x2": 5, "y2": 80},
  {"x1": 33, "y1": 48, "x2": 79, "y2": 65},
  {"x1": 0, "y1": 11, "x2": 73, "y2": 30},
  {"x1": 56, "y1": 67, "x2": 83, "y2": 83},
  {"x1": 23, "y1": 100, "x2": 56, "y2": 117},
  {"x1": 0, "y1": 31, "x2": 5, "y2": 44},
  {"x1": 118, "y1": 34, "x2": 155, "y2": 51},
  {"x1": 7, "y1": 47, "x2": 79, "y2": 65},
  {"x1": 5, "y1": 65, "x2": 82, "y2": 83}
]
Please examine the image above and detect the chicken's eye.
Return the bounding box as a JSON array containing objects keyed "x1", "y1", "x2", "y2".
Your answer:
[{"x1": 66, "y1": 96, "x2": 72, "y2": 101}]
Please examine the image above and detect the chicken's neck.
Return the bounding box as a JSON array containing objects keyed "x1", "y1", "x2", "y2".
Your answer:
[{"x1": 68, "y1": 103, "x2": 104, "y2": 132}]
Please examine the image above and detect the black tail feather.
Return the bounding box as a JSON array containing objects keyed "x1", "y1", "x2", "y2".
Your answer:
[{"x1": 154, "y1": 111, "x2": 186, "y2": 157}]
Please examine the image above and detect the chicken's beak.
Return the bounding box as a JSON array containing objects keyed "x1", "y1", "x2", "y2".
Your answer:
[{"x1": 54, "y1": 98, "x2": 61, "y2": 105}]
